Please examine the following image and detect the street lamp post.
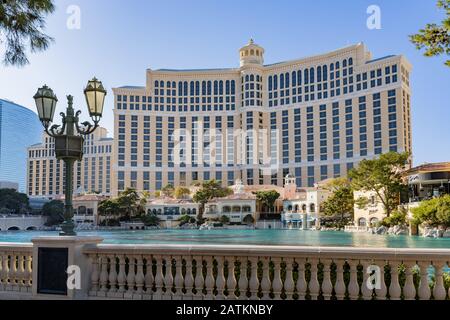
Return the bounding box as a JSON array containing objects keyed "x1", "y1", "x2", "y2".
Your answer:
[{"x1": 34, "y1": 78, "x2": 107, "y2": 236}]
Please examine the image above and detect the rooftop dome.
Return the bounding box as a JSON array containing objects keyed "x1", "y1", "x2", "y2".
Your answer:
[{"x1": 239, "y1": 39, "x2": 265, "y2": 67}]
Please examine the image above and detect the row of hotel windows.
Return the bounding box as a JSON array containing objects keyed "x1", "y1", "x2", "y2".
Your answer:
[
  {"x1": 116, "y1": 90, "x2": 399, "y2": 169},
  {"x1": 116, "y1": 163, "x2": 355, "y2": 191},
  {"x1": 29, "y1": 143, "x2": 112, "y2": 158},
  {"x1": 268, "y1": 63, "x2": 398, "y2": 107},
  {"x1": 28, "y1": 157, "x2": 111, "y2": 195}
]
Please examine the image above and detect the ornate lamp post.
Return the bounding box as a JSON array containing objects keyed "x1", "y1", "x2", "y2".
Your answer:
[{"x1": 34, "y1": 78, "x2": 107, "y2": 236}]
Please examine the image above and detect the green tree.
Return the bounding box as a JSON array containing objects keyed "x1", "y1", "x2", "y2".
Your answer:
[
  {"x1": 141, "y1": 214, "x2": 160, "y2": 226},
  {"x1": 0, "y1": 188, "x2": 30, "y2": 214},
  {"x1": 220, "y1": 215, "x2": 230, "y2": 225},
  {"x1": 98, "y1": 199, "x2": 121, "y2": 226},
  {"x1": 174, "y1": 186, "x2": 191, "y2": 199},
  {"x1": 0, "y1": 0, "x2": 55, "y2": 66},
  {"x1": 349, "y1": 152, "x2": 409, "y2": 217},
  {"x1": 410, "y1": 0, "x2": 450, "y2": 67},
  {"x1": 254, "y1": 190, "x2": 281, "y2": 213},
  {"x1": 412, "y1": 194, "x2": 450, "y2": 227},
  {"x1": 381, "y1": 208, "x2": 408, "y2": 227},
  {"x1": 178, "y1": 214, "x2": 194, "y2": 226},
  {"x1": 161, "y1": 184, "x2": 175, "y2": 197},
  {"x1": 243, "y1": 214, "x2": 255, "y2": 225},
  {"x1": 193, "y1": 180, "x2": 233, "y2": 223},
  {"x1": 116, "y1": 188, "x2": 142, "y2": 220},
  {"x1": 42, "y1": 200, "x2": 64, "y2": 226},
  {"x1": 321, "y1": 178, "x2": 355, "y2": 227}
]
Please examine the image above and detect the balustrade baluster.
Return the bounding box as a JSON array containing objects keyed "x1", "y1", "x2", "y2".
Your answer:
[
  {"x1": 163, "y1": 256, "x2": 174, "y2": 300},
  {"x1": 309, "y1": 259, "x2": 320, "y2": 300},
  {"x1": 260, "y1": 257, "x2": 271, "y2": 300},
  {"x1": 173, "y1": 256, "x2": 184, "y2": 299},
  {"x1": 361, "y1": 260, "x2": 374, "y2": 300},
  {"x1": 226, "y1": 257, "x2": 237, "y2": 300},
  {"x1": 334, "y1": 260, "x2": 346, "y2": 300},
  {"x1": 183, "y1": 255, "x2": 195, "y2": 300},
  {"x1": 0, "y1": 253, "x2": 4, "y2": 290},
  {"x1": 249, "y1": 257, "x2": 260, "y2": 300},
  {"x1": 194, "y1": 256, "x2": 204, "y2": 300},
  {"x1": 204, "y1": 256, "x2": 215, "y2": 300},
  {"x1": 374, "y1": 260, "x2": 387, "y2": 300},
  {"x1": 144, "y1": 255, "x2": 154, "y2": 297},
  {"x1": 433, "y1": 262, "x2": 447, "y2": 300},
  {"x1": 23, "y1": 254, "x2": 32, "y2": 289},
  {"x1": 272, "y1": 258, "x2": 283, "y2": 300},
  {"x1": 238, "y1": 258, "x2": 249, "y2": 300},
  {"x1": 296, "y1": 258, "x2": 307, "y2": 300},
  {"x1": 403, "y1": 262, "x2": 417, "y2": 300},
  {"x1": 389, "y1": 261, "x2": 402, "y2": 300},
  {"x1": 117, "y1": 254, "x2": 127, "y2": 295},
  {"x1": 89, "y1": 253, "x2": 99, "y2": 295},
  {"x1": 215, "y1": 256, "x2": 226, "y2": 300},
  {"x1": 135, "y1": 255, "x2": 145, "y2": 296},
  {"x1": 107, "y1": 254, "x2": 117, "y2": 295},
  {"x1": 283, "y1": 258, "x2": 295, "y2": 300},
  {"x1": 347, "y1": 260, "x2": 360, "y2": 300},
  {"x1": 154, "y1": 255, "x2": 164, "y2": 300},
  {"x1": 126, "y1": 256, "x2": 136, "y2": 298},
  {"x1": 321, "y1": 259, "x2": 333, "y2": 300},
  {"x1": 417, "y1": 261, "x2": 431, "y2": 300},
  {"x1": 16, "y1": 254, "x2": 25, "y2": 289},
  {"x1": 8, "y1": 253, "x2": 17, "y2": 290},
  {"x1": 99, "y1": 255, "x2": 109, "y2": 294}
]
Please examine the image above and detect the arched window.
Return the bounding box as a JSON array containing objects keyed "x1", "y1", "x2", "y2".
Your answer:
[
  {"x1": 256, "y1": 50, "x2": 259, "y2": 56},
  {"x1": 335, "y1": 61, "x2": 340, "y2": 69},
  {"x1": 280, "y1": 73, "x2": 285, "y2": 89},
  {"x1": 166, "y1": 81, "x2": 171, "y2": 88},
  {"x1": 219, "y1": 80, "x2": 224, "y2": 95},
  {"x1": 154, "y1": 80, "x2": 159, "y2": 87},
  {"x1": 243, "y1": 206, "x2": 251, "y2": 213},
  {"x1": 310, "y1": 203, "x2": 315, "y2": 212},
  {"x1": 330, "y1": 63, "x2": 334, "y2": 71},
  {"x1": 157, "y1": 208, "x2": 162, "y2": 215},
  {"x1": 323, "y1": 65, "x2": 328, "y2": 81},
  {"x1": 202, "y1": 81, "x2": 207, "y2": 95},
  {"x1": 187, "y1": 208, "x2": 191, "y2": 215},
  {"x1": 273, "y1": 75, "x2": 278, "y2": 90},
  {"x1": 317, "y1": 66, "x2": 322, "y2": 82},
  {"x1": 160, "y1": 81, "x2": 164, "y2": 87},
  {"x1": 231, "y1": 80, "x2": 236, "y2": 94},
  {"x1": 370, "y1": 217, "x2": 379, "y2": 226},
  {"x1": 250, "y1": 49, "x2": 254, "y2": 55},
  {"x1": 183, "y1": 82, "x2": 188, "y2": 96},
  {"x1": 302, "y1": 204, "x2": 307, "y2": 212},
  {"x1": 213, "y1": 81, "x2": 218, "y2": 95},
  {"x1": 304, "y1": 69, "x2": 309, "y2": 85},
  {"x1": 310, "y1": 68, "x2": 315, "y2": 83},
  {"x1": 225, "y1": 80, "x2": 230, "y2": 95},
  {"x1": 294, "y1": 205, "x2": 299, "y2": 212},
  {"x1": 245, "y1": 75, "x2": 249, "y2": 82},
  {"x1": 245, "y1": 50, "x2": 249, "y2": 56},
  {"x1": 285, "y1": 72, "x2": 290, "y2": 87},
  {"x1": 223, "y1": 206, "x2": 231, "y2": 213},
  {"x1": 178, "y1": 81, "x2": 183, "y2": 96},
  {"x1": 343, "y1": 59, "x2": 347, "y2": 68},
  {"x1": 358, "y1": 218, "x2": 367, "y2": 227},
  {"x1": 232, "y1": 206, "x2": 241, "y2": 213},
  {"x1": 287, "y1": 205, "x2": 293, "y2": 211},
  {"x1": 268, "y1": 76, "x2": 273, "y2": 91},
  {"x1": 181, "y1": 208, "x2": 186, "y2": 215},
  {"x1": 250, "y1": 74, "x2": 254, "y2": 82},
  {"x1": 297, "y1": 70, "x2": 302, "y2": 85},
  {"x1": 190, "y1": 81, "x2": 195, "y2": 96},
  {"x1": 192, "y1": 208, "x2": 197, "y2": 215},
  {"x1": 348, "y1": 57, "x2": 353, "y2": 66},
  {"x1": 207, "y1": 81, "x2": 212, "y2": 95},
  {"x1": 195, "y1": 81, "x2": 200, "y2": 95},
  {"x1": 292, "y1": 71, "x2": 297, "y2": 87}
]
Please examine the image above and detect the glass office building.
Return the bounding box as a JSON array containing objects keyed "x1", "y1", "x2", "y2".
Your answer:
[{"x1": 0, "y1": 99, "x2": 42, "y2": 192}]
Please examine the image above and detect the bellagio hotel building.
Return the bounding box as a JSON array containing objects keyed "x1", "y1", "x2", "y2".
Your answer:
[{"x1": 113, "y1": 40, "x2": 412, "y2": 195}]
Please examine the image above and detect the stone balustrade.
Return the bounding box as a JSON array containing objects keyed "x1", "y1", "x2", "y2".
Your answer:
[
  {"x1": 83, "y1": 244, "x2": 450, "y2": 300},
  {"x1": 0, "y1": 243, "x2": 33, "y2": 295}
]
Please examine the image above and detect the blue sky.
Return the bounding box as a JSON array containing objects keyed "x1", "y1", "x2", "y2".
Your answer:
[{"x1": 0, "y1": 0, "x2": 449, "y2": 165}]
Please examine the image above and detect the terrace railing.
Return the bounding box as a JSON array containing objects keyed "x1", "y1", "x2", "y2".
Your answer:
[
  {"x1": 83, "y1": 244, "x2": 450, "y2": 300},
  {"x1": 0, "y1": 243, "x2": 33, "y2": 296}
]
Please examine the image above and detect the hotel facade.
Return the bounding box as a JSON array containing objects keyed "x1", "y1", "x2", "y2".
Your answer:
[
  {"x1": 26, "y1": 127, "x2": 113, "y2": 198},
  {"x1": 111, "y1": 40, "x2": 411, "y2": 194}
]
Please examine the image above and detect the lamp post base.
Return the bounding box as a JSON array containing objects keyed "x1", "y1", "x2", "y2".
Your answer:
[{"x1": 59, "y1": 220, "x2": 77, "y2": 236}]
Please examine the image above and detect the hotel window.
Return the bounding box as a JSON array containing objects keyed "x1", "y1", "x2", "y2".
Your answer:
[
  {"x1": 227, "y1": 171, "x2": 234, "y2": 186},
  {"x1": 307, "y1": 166, "x2": 315, "y2": 187},
  {"x1": 373, "y1": 93, "x2": 382, "y2": 155},
  {"x1": 359, "y1": 96, "x2": 368, "y2": 157},
  {"x1": 294, "y1": 108, "x2": 301, "y2": 163},
  {"x1": 306, "y1": 106, "x2": 314, "y2": 162},
  {"x1": 282, "y1": 110, "x2": 289, "y2": 164},
  {"x1": 332, "y1": 102, "x2": 340, "y2": 160},
  {"x1": 345, "y1": 99, "x2": 354, "y2": 158},
  {"x1": 319, "y1": 105, "x2": 327, "y2": 161},
  {"x1": 387, "y1": 90, "x2": 398, "y2": 152}
]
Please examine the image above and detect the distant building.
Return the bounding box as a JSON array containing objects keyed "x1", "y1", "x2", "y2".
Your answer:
[
  {"x1": 0, "y1": 181, "x2": 19, "y2": 191},
  {"x1": 27, "y1": 128, "x2": 113, "y2": 198},
  {"x1": 112, "y1": 40, "x2": 412, "y2": 194},
  {"x1": 0, "y1": 99, "x2": 42, "y2": 192},
  {"x1": 353, "y1": 190, "x2": 385, "y2": 228}
]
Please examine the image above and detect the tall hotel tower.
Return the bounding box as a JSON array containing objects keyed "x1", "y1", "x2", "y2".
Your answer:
[{"x1": 113, "y1": 40, "x2": 412, "y2": 194}]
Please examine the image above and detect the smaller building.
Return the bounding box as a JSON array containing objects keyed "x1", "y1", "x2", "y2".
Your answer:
[
  {"x1": 0, "y1": 181, "x2": 19, "y2": 191},
  {"x1": 281, "y1": 175, "x2": 331, "y2": 229},
  {"x1": 205, "y1": 180, "x2": 257, "y2": 224},
  {"x1": 55, "y1": 194, "x2": 107, "y2": 225},
  {"x1": 353, "y1": 190, "x2": 384, "y2": 227},
  {"x1": 146, "y1": 197, "x2": 200, "y2": 227}
]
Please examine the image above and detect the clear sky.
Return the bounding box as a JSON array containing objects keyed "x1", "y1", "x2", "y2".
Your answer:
[{"x1": 0, "y1": 0, "x2": 449, "y2": 165}]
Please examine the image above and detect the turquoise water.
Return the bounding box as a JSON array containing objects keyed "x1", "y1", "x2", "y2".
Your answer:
[{"x1": 0, "y1": 229, "x2": 449, "y2": 248}]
